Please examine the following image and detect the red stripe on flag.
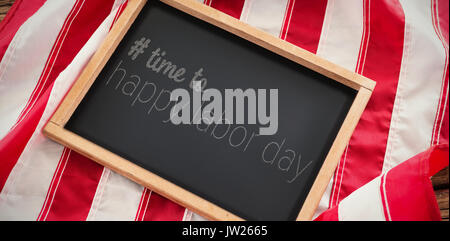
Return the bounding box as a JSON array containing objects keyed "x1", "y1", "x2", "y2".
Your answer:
[
  {"x1": 379, "y1": 173, "x2": 391, "y2": 221},
  {"x1": 0, "y1": 0, "x2": 84, "y2": 191},
  {"x1": 14, "y1": 0, "x2": 86, "y2": 127},
  {"x1": 0, "y1": 79, "x2": 53, "y2": 191},
  {"x1": 383, "y1": 145, "x2": 447, "y2": 221},
  {"x1": 355, "y1": 0, "x2": 371, "y2": 76},
  {"x1": 34, "y1": 0, "x2": 131, "y2": 220},
  {"x1": 209, "y1": 0, "x2": 245, "y2": 19},
  {"x1": 0, "y1": 0, "x2": 116, "y2": 193},
  {"x1": 314, "y1": 205, "x2": 339, "y2": 221},
  {"x1": 428, "y1": 144, "x2": 449, "y2": 176},
  {"x1": 431, "y1": 0, "x2": 449, "y2": 145},
  {"x1": 437, "y1": 76, "x2": 449, "y2": 145},
  {"x1": 110, "y1": 0, "x2": 128, "y2": 31},
  {"x1": 0, "y1": 0, "x2": 46, "y2": 62},
  {"x1": 279, "y1": 0, "x2": 328, "y2": 54},
  {"x1": 135, "y1": 188, "x2": 151, "y2": 221},
  {"x1": 279, "y1": 0, "x2": 294, "y2": 40},
  {"x1": 437, "y1": 0, "x2": 449, "y2": 43},
  {"x1": 141, "y1": 192, "x2": 185, "y2": 221},
  {"x1": 330, "y1": 0, "x2": 371, "y2": 208},
  {"x1": 38, "y1": 149, "x2": 104, "y2": 221},
  {"x1": 37, "y1": 147, "x2": 71, "y2": 221},
  {"x1": 330, "y1": 0, "x2": 406, "y2": 206},
  {"x1": 437, "y1": 0, "x2": 449, "y2": 146}
]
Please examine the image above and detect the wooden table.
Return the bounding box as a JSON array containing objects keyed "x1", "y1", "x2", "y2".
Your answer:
[
  {"x1": 432, "y1": 167, "x2": 449, "y2": 221},
  {"x1": 0, "y1": 0, "x2": 14, "y2": 22},
  {"x1": 0, "y1": 0, "x2": 448, "y2": 221}
]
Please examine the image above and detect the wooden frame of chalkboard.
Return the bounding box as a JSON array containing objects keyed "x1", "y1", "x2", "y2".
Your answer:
[{"x1": 43, "y1": 0, "x2": 375, "y2": 221}]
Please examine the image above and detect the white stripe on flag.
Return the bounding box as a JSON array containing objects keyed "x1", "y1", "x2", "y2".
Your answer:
[
  {"x1": 313, "y1": 0, "x2": 364, "y2": 217},
  {"x1": 86, "y1": 170, "x2": 144, "y2": 221},
  {"x1": 0, "y1": 6, "x2": 117, "y2": 220},
  {"x1": 313, "y1": 174, "x2": 334, "y2": 219},
  {"x1": 111, "y1": 0, "x2": 126, "y2": 11},
  {"x1": 190, "y1": 211, "x2": 209, "y2": 221},
  {"x1": 383, "y1": 0, "x2": 447, "y2": 171},
  {"x1": 0, "y1": 0, "x2": 77, "y2": 139},
  {"x1": 316, "y1": 0, "x2": 364, "y2": 71},
  {"x1": 182, "y1": 209, "x2": 193, "y2": 221},
  {"x1": 240, "y1": 0, "x2": 289, "y2": 37},
  {"x1": 338, "y1": 176, "x2": 386, "y2": 221}
]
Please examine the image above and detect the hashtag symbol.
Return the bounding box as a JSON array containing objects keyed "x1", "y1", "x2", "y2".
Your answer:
[{"x1": 128, "y1": 37, "x2": 151, "y2": 60}]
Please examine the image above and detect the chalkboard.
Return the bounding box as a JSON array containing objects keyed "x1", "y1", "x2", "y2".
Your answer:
[{"x1": 45, "y1": 0, "x2": 374, "y2": 221}]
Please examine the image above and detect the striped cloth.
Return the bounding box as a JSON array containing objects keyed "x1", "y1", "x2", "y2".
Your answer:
[{"x1": 0, "y1": 0, "x2": 448, "y2": 221}]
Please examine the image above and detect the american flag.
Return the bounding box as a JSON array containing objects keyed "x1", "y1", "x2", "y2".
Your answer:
[{"x1": 0, "y1": 0, "x2": 448, "y2": 221}]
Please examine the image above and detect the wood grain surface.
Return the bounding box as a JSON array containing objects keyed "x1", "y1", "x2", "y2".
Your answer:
[
  {"x1": 0, "y1": 0, "x2": 448, "y2": 221},
  {"x1": 0, "y1": 0, "x2": 15, "y2": 22},
  {"x1": 432, "y1": 167, "x2": 449, "y2": 221}
]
